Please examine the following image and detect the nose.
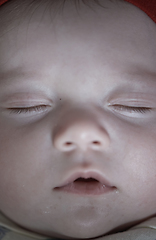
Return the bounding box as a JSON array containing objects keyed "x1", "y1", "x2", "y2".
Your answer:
[{"x1": 53, "y1": 118, "x2": 110, "y2": 152}]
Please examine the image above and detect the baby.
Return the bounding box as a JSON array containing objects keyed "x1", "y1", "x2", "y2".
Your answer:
[{"x1": 0, "y1": 0, "x2": 156, "y2": 239}]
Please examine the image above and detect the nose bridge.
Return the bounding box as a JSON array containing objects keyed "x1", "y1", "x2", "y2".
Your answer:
[{"x1": 53, "y1": 107, "x2": 110, "y2": 152}]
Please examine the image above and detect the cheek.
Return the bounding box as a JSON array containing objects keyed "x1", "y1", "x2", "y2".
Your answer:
[
  {"x1": 0, "y1": 124, "x2": 54, "y2": 212},
  {"x1": 129, "y1": 136, "x2": 156, "y2": 183},
  {"x1": 120, "y1": 129, "x2": 156, "y2": 209}
]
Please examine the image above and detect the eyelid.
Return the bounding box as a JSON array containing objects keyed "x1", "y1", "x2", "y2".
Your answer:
[
  {"x1": 108, "y1": 104, "x2": 153, "y2": 118},
  {"x1": 108, "y1": 100, "x2": 153, "y2": 108},
  {"x1": 1, "y1": 91, "x2": 54, "y2": 107},
  {"x1": 110, "y1": 104, "x2": 152, "y2": 112},
  {"x1": 108, "y1": 92, "x2": 156, "y2": 108},
  {"x1": 8, "y1": 105, "x2": 50, "y2": 114},
  {"x1": 1, "y1": 97, "x2": 53, "y2": 110}
]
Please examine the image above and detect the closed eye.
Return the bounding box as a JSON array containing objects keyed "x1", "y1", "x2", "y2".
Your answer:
[
  {"x1": 8, "y1": 105, "x2": 48, "y2": 114},
  {"x1": 112, "y1": 105, "x2": 152, "y2": 114}
]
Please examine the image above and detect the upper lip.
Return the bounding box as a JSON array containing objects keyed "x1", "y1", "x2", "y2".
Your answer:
[{"x1": 55, "y1": 170, "x2": 115, "y2": 188}]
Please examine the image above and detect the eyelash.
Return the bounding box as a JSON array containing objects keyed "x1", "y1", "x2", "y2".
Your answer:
[
  {"x1": 112, "y1": 105, "x2": 152, "y2": 114},
  {"x1": 7, "y1": 104, "x2": 152, "y2": 115},
  {"x1": 8, "y1": 105, "x2": 48, "y2": 114}
]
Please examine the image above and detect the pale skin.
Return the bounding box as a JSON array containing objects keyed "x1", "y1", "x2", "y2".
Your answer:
[{"x1": 0, "y1": 0, "x2": 156, "y2": 239}]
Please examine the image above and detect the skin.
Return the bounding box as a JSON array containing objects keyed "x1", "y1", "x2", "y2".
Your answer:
[{"x1": 0, "y1": 0, "x2": 156, "y2": 239}]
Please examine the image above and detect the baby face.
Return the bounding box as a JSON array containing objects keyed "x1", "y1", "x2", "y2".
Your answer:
[{"x1": 0, "y1": 0, "x2": 156, "y2": 239}]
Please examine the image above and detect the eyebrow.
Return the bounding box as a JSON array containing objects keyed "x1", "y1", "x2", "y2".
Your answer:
[
  {"x1": 0, "y1": 68, "x2": 37, "y2": 83},
  {"x1": 0, "y1": 68, "x2": 50, "y2": 92},
  {"x1": 0, "y1": 69, "x2": 53, "y2": 102},
  {"x1": 123, "y1": 67, "x2": 156, "y2": 87}
]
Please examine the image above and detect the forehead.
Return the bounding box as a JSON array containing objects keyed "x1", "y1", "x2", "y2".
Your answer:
[{"x1": 0, "y1": 0, "x2": 156, "y2": 81}]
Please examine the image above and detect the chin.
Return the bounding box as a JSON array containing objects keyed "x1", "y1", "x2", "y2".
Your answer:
[{"x1": 53, "y1": 223, "x2": 112, "y2": 239}]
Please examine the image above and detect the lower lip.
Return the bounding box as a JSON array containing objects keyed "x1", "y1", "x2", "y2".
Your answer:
[{"x1": 54, "y1": 181, "x2": 115, "y2": 195}]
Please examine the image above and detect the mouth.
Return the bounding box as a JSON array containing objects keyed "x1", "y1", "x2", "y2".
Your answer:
[{"x1": 54, "y1": 172, "x2": 116, "y2": 195}]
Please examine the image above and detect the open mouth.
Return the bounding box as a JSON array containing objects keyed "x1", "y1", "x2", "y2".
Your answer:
[
  {"x1": 54, "y1": 176, "x2": 116, "y2": 195},
  {"x1": 74, "y1": 177, "x2": 98, "y2": 182}
]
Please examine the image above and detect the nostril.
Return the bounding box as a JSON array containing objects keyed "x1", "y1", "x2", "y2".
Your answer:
[
  {"x1": 65, "y1": 142, "x2": 72, "y2": 145},
  {"x1": 62, "y1": 141, "x2": 76, "y2": 152},
  {"x1": 92, "y1": 141, "x2": 100, "y2": 145},
  {"x1": 63, "y1": 140, "x2": 101, "y2": 151},
  {"x1": 65, "y1": 141, "x2": 100, "y2": 145}
]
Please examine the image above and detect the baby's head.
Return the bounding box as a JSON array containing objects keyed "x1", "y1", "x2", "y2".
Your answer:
[{"x1": 0, "y1": 0, "x2": 156, "y2": 239}]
